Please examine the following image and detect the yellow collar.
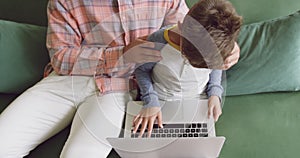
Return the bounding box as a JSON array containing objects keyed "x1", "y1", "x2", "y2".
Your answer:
[{"x1": 164, "y1": 25, "x2": 181, "y2": 51}]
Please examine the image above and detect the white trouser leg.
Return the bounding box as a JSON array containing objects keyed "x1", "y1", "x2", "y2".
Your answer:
[
  {"x1": 0, "y1": 74, "x2": 95, "y2": 158},
  {"x1": 60, "y1": 92, "x2": 132, "y2": 158}
]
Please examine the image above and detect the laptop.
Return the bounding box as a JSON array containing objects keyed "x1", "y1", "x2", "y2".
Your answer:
[{"x1": 107, "y1": 99, "x2": 225, "y2": 158}]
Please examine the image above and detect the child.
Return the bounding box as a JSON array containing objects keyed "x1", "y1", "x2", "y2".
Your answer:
[{"x1": 133, "y1": 0, "x2": 242, "y2": 137}]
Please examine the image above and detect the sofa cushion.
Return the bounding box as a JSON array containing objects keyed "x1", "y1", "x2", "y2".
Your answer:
[
  {"x1": 224, "y1": 10, "x2": 300, "y2": 96},
  {"x1": 0, "y1": 20, "x2": 50, "y2": 94}
]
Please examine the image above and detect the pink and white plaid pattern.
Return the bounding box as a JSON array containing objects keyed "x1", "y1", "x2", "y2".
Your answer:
[{"x1": 45, "y1": 0, "x2": 188, "y2": 93}]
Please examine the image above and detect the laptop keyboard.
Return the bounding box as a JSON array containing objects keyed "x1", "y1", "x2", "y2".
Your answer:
[{"x1": 131, "y1": 123, "x2": 208, "y2": 138}]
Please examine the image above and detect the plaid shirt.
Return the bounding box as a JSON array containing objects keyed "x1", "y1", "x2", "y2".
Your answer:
[{"x1": 45, "y1": 0, "x2": 188, "y2": 94}]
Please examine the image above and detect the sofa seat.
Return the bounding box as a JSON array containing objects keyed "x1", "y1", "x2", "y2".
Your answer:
[{"x1": 217, "y1": 91, "x2": 300, "y2": 158}]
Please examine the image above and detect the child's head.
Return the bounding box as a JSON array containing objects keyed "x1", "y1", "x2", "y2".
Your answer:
[{"x1": 180, "y1": 0, "x2": 242, "y2": 68}]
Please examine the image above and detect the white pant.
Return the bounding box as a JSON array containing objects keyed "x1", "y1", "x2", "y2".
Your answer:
[{"x1": 0, "y1": 73, "x2": 132, "y2": 158}]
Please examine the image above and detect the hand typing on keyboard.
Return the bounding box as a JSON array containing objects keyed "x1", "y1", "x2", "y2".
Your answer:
[{"x1": 132, "y1": 107, "x2": 163, "y2": 138}]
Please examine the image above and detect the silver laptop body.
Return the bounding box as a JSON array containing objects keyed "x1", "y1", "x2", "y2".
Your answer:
[{"x1": 107, "y1": 99, "x2": 225, "y2": 158}]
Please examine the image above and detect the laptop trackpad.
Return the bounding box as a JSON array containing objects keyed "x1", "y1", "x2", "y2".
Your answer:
[{"x1": 160, "y1": 100, "x2": 184, "y2": 122}]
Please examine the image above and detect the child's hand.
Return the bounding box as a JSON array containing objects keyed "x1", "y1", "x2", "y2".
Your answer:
[
  {"x1": 132, "y1": 107, "x2": 163, "y2": 138},
  {"x1": 208, "y1": 96, "x2": 222, "y2": 122}
]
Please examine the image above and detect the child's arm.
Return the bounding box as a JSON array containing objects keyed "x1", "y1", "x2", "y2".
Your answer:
[
  {"x1": 134, "y1": 25, "x2": 171, "y2": 108},
  {"x1": 206, "y1": 70, "x2": 223, "y2": 122},
  {"x1": 207, "y1": 70, "x2": 223, "y2": 102},
  {"x1": 133, "y1": 63, "x2": 162, "y2": 138},
  {"x1": 134, "y1": 63, "x2": 160, "y2": 108},
  {"x1": 131, "y1": 28, "x2": 170, "y2": 137}
]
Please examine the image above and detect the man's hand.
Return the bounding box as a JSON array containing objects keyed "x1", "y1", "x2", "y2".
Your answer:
[
  {"x1": 132, "y1": 107, "x2": 163, "y2": 138},
  {"x1": 222, "y1": 42, "x2": 240, "y2": 70},
  {"x1": 123, "y1": 39, "x2": 162, "y2": 65},
  {"x1": 208, "y1": 96, "x2": 222, "y2": 122}
]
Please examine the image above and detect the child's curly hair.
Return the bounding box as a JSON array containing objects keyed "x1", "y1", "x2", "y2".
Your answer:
[{"x1": 181, "y1": 0, "x2": 243, "y2": 68}]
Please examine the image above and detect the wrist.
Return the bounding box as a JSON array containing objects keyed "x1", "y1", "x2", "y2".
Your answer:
[{"x1": 209, "y1": 95, "x2": 221, "y2": 103}]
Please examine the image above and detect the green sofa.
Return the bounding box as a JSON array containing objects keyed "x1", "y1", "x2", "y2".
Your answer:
[{"x1": 1, "y1": 0, "x2": 300, "y2": 157}]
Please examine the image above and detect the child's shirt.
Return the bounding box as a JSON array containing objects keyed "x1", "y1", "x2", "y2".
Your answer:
[{"x1": 134, "y1": 26, "x2": 223, "y2": 108}]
